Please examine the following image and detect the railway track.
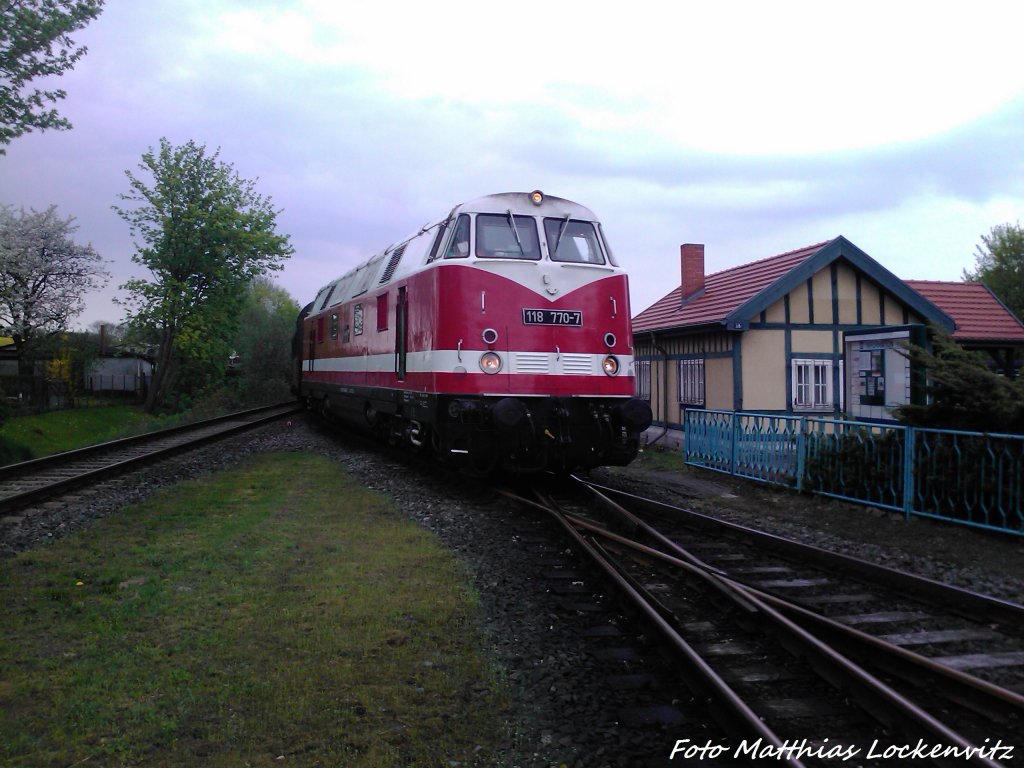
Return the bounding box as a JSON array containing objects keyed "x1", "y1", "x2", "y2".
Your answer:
[
  {"x1": 502, "y1": 476, "x2": 1024, "y2": 766},
  {"x1": 0, "y1": 402, "x2": 302, "y2": 517}
]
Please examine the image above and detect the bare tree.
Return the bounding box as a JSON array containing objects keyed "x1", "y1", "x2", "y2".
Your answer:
[{"x1": 0, "y1": 204, "x2": 109, "y2": 373}]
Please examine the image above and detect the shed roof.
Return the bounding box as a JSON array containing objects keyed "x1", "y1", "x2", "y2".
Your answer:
[
  {"x1": 904, "y1": 280, "x2": 1024, "y2": 344},
  {"x1": 632, "y1": 236, "x2": 953, "y2": 334}
]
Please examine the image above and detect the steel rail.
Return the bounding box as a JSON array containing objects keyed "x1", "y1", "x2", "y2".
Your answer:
[
  {"x1": 0, "y1": 402, "x2": 299, "y2": 480},
  {"x1": 517, "y1": 477, "x2": 1013, "y2": 767},
  {"x1": 747, "y1": 582, "x2": 1024, "y2": 719},
  {"x1": 563, "y1": 507, "x2": 1010, "y2": 766},
  {"x1": 581, "y1": 479, "x2": 1024, "y2": 630},
  {"x1": 572, "y1": 477, "x2": 1024, "y2": 714},
  {"x1": 500, "y1": 488, "x2": 803, "y2": 765},
  {"x1": 0, "y1": 403, "x2": 302, "y2": 514},
  {"x1": 566, "y1": 503, "x2": 1024, "y2": 712}
]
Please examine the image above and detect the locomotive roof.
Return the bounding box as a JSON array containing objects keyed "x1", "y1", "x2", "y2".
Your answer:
[
  {"x1": 452, "y1": 191, "x2": 599, "y2": 220},
  {"x1": 311, "y1": 192, "x2": 602, "y2": 302}
]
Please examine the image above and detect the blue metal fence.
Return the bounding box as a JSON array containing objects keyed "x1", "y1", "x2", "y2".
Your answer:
[{"x1": 683, "y1": 409, "x2": 1024, "y2": 536}]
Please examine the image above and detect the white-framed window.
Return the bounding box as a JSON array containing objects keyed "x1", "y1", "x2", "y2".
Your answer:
[
  {"x1": 635, "y1": 360, "x2": 651, "y2": 401},
  {"x1": 679, "y1": 358, "x2": 705, "y2": 406},
  {"x1": 792, "y1": 358, "x2": 834, "y2": 411}
]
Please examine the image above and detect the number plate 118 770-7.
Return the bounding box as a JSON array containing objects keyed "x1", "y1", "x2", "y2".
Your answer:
[{"x1": 522, "y1": 308, "x2": 583, "y2": 326}]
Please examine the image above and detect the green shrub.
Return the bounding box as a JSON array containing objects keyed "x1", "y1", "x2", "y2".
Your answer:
[
  {"x1": 893, "y1": 327, "x2": 1024, "y2": 433},
  {"x1": 0, "y1": 435, "x2": 34, "y2": 465}
]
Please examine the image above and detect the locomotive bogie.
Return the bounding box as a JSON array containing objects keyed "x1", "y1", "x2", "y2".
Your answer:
[{"x1": 295, "y1": 191, "x2": 652, "y2": 473}]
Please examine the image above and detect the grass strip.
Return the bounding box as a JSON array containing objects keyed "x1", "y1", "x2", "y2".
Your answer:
[
  {"x1": 0, "y1": 405, "x2": 172, "y2": 462},
  {"x1": 0, "y1": 452, "x2": 507, "y2": 767}
]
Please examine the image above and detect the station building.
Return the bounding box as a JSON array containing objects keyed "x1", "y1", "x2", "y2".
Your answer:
[{"x1": 631, "y1": 236, "x2": 1024, "y2": 446}]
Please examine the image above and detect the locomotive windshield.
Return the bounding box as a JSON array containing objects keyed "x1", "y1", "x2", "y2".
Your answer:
[
  {"x1": 544, "y1": 218, "x2": 606, "y2": 264},
  {"x1": 475, "y1": 213, "x2": 541, "y2": 260}
]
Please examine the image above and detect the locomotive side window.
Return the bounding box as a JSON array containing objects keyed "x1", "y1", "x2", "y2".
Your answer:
[
  {"x1": 544, "y1": 219, "x2": 605, "y2": 264},
  {"x1": 443, "y1": 214, "x2": 470, "y2": 259},
  {"x1": 330, "y1": 313, "x2": 339, "y2": 340},
  {"x1": 376, "y1": 293, "x2": 389, "y2": 331},
  {"x1": 427, "y1": 220, "x2": 449, "y2": 262},
  {"x1": 597, "y1": 223, "x2": 620, "y2": 267},
  {"x1": 476, "y1": 213, "x2": 540, "y2": 260}
]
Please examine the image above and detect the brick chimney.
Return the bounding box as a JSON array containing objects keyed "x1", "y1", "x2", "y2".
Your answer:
[{"x1": 680, "y1": 243, "x2": 705, "y2": 299}]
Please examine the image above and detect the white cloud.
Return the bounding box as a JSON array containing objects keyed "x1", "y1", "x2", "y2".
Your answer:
[
  {"x1": 1, "y1": 0, "x2": 1023, "y2": 329},
  {"x1": 197, "y1": 1, "x2": 1024, "y2": 154}
]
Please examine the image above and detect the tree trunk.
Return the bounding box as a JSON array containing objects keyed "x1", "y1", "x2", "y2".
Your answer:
[{"x1": 145, "y1": 329, "x2": 177, "y2": 412}]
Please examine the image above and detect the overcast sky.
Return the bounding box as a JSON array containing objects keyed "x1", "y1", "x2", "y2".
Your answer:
[{"x1": 2, "y1": 1, "x2": 1023, "y2": 329}]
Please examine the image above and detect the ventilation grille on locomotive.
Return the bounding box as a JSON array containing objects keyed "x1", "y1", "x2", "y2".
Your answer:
[
  {"x1": 511, "y1": 353, "x2": 597, "y2": 375},
  {"x1": 561, "y1": 354, "x2": 595, "y2": 375},
  {"x1": 379, "y1": 245, "x2": 406, "y2": 284},
  {"x1": 513, "y1": 353, "x2": 550, "y2": 374}
]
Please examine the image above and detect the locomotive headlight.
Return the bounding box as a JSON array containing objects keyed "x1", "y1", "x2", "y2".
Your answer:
[
  {"x1": 479, "y1": 351, "x2": 503, "y2": 374},
  {"x1": 529, "y1": 190, "x2": 544, "y2": 206},
  {"x1": 602, "y1": 355, "x2": 620, "y2": 376}
]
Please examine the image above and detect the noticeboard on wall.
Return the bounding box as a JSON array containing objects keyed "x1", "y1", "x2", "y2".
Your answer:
[{"x1": 858, "y1": 348, "x2": 886, "y2": 406}]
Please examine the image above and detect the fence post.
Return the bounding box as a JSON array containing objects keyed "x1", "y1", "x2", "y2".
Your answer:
[
  {"x1": 903, "y1": 426, "x2": 915, "y2": 521},
  {"x1": 796, "y1": 417, "x2": 806, "y2": 493},
  {"x1": 681, "y1": 408, "x2": 688, "y2": 462},
  {"x1": 730, "y1": 412, "x2": 738, "y2": 475}
]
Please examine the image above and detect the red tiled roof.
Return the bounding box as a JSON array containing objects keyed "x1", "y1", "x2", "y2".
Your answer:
[
  {"x1": 631, "y1": 241, "x2": 830, "y2": 333},
  {"x1": 904, "y1": 280, "x2": 1024, "y2": 343}
]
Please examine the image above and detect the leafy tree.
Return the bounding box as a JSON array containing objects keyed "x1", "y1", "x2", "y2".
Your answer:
[
  {"x1": 0, "y1": 204, "x2": 109, "y2": 375},
  {"x1": 893, "y1": 326, "x2": 1024, "y2": 433},
  {"x1": 228, "y1": 276, "x2": 300, "y2": 406},
  {"x1": 0, "y1": 0, "x2": 105, "y2": 151},
  {"x1": 963, "y1": 222, "x2": 1024, "y2": 320},
  {"x1": 114, "y1": 138, "x2": 293, "y2": 412}
]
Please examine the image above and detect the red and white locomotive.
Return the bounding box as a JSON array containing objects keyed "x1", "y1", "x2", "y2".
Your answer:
[{"x1": 294, "y1": 190, "x2": 652, "y2": 473}]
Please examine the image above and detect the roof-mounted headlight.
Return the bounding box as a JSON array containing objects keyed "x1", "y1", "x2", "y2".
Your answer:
[{"x1": 529, "y1": 190, "x2": 544, "y2": 206}]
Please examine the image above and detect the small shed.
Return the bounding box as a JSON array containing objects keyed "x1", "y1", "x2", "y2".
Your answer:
[{"x1": 85, "y1": 354, "x2": 153, "y2": 394}]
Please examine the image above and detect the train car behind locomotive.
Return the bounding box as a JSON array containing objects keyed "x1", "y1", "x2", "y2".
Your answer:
[{"x1": 294, "y1": 190, "x2": 652, "y2": 473}]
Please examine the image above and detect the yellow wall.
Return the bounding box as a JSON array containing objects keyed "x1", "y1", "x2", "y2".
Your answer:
[
  {"x1": 741, "y1": 330, "x2": 787, "y2": 410},
  {"x1": 788, "y1": 285, "x2": 809, "y2": 323},
  {"x1": 861, "y1": 280, "x2": 881, "y2": 324},
  {"x1": 811, "y1": 269, "x2": 832, "y2": 323},
  {"x1": 647, "y1": 359, "x2": 682, "y2": 425},
  {"x1": 765, "y1": 297, "x2": 786, "y2": 323},
  {"x1": 705, "y1": 357, "x2": 733, "y2": 410},
  {"x1": 881, "y1": 292, "x2": 905, "y2": 324},
  {"x1": 836, "y1": 263, "x2": 858, "y2": 323},
  {"x1": 791, "y1": 329, "x2": 833, "y2": 354},
  {"x1": 646, "y1": 355, "x2": 734, "y2": 420},
  {"x1": 666, "y1": 361, "x2": 680, "y2": 424}
]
